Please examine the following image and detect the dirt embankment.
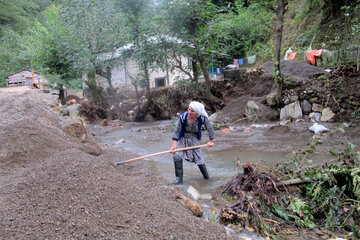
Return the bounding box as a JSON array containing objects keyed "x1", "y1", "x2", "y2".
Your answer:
[
  {"x1": 0, "y1": 87, "x2": 232, "y2": 240},
  {"x1": 79, "y1": 62, "x2": 360, "y2": 125}
]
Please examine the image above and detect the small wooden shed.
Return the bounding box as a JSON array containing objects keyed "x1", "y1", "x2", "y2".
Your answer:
[{"x1": 6, "y1": 69, "x2": 48, "y2": 90}]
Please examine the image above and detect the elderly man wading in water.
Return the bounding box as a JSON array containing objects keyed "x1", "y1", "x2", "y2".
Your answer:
[{"x1": 170, "y1": 101, "x2": 215, "y2": 185}]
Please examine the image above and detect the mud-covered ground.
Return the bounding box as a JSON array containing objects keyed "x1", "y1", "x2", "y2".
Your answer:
[
  {"x1": 1, "y1": 86, "x2": 359, "y2": 240},
  {"x1": 0, "y1": 86, "x2": 234, "y2": 240},
  {"x1": 2, "y1": 60, "x2": 360, "y2": 240}
]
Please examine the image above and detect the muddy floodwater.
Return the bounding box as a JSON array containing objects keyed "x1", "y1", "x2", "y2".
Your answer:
[
  {"x1": 88, "y1": 120, "x2": 337, "y2": 195},
  {"x1": 88, "y1": 120, "x2": 359, "y2": 239}
]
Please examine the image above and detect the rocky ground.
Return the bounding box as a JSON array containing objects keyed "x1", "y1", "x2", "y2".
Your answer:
[{"x1": 0, "y1": 86, "x2": 235, "y2": 240}]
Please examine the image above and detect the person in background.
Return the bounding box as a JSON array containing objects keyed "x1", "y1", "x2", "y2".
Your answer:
[{"x1": 170, "y1": 101, "x2": 215, "y2": 185}]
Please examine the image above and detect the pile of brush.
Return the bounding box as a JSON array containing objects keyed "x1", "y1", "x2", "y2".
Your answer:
[{"x1": 220, "y1": 162, "x2": 283, "y2": 233}]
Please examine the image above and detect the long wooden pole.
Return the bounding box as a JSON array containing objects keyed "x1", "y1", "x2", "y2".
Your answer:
[
  {"x1": 116, "y1": 144, "x2": 208, "y2": 165},
  {"x1": 31, "y1": 68, "x2": 34, "y2": 87}
]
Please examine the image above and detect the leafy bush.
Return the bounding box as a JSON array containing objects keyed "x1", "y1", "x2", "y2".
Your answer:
[{"x1": 275, "y1": 124, "x2": 360, "y2": 236}]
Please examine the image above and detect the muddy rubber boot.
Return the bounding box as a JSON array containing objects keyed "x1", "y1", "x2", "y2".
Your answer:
[
  {"x1": 172, "y1": 155, "x2": 183, "y2": 185},
  {"x1": 198, "y1": 164, "x2": 209, "y2": 180}
]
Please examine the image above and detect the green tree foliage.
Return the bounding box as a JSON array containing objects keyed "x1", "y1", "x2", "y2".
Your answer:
[
  {"x1": 0, "y1": 0, "x2": 39, "y2": 36},
  {"x1": 159, "y1": 0, "x2": 217, "y2": 99},
  {"x1": 117, "y1": 0, "x2": 163, "y2": 104},
  {"x1": 0, "y1": 29, "x2": 29, "y2": 86},
  {"x1": 61, "y1": 0, "x2": 126, "y2": 72},
  {"x1": 211, "y1": 0, "x2": 235, "y2": 8},
  {"x1": 207, "y1": 2, "x2": 273, "y2": 58},
  {"x1": 0, "y1": 0, "x2": 60, "y2": 36},
  {"x1": 60, "y1": 0, "x2": 127, "y2": 94},
  {"x1": 286, "y1": 0, "x2": 359, "y2": 50},
  {"x1": 1, "y1": 0, "x2": 359, "y2": 90},
  {"x1": 0, "y1": 1, "x2": 72, "y2": 87},
  {"x1": 22, "y1": 5, "x2": 81, "y2": 89},
  {"x1": 236, "y1": 0, "x2": 287, "y2": 102}
]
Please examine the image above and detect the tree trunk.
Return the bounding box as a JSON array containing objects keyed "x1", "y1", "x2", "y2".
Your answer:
[
  {"x1": 197, "y1": 51, "x2": 211, "y2": 99},
  {"x1": 126, "y1": 70, "x2": 141, "y2": 112},
  {"x1": 95, "y1": 66, "x2": 114, "y2": 96},
  {"x1": 106, "y1": 66, "x2": 114, "y2": 96},
  {"x1": 274, "y1": 0, "x2": 287, "y2": 102},
  {"x1": 134, "y1": 84, "x2": 140, "y2": 111},
  {"x1": 106, "y1": 66, "x2": 114, "y2": 94},
  {"x1": 86, "y1": 70, "x2": 102, "y2": 104},
  {"x1": 165, "y1": 57, "x2": 170, "y2": 86},
  {"x1": 192, "y1": 57, "x2": 199, "y2": 84},
  {"x1": 143, "y1": 62, "x2": 152, "y2": 103}
]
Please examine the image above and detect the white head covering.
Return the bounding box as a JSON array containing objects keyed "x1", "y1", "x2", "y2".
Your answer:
[{"x1": 189, "y1": 101, "x2": 208, "y2": 118}]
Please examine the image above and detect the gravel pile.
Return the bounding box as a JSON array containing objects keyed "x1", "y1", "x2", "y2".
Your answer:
[{"x1": 0, "y1": 87, "x2": 230, "y2": 240}]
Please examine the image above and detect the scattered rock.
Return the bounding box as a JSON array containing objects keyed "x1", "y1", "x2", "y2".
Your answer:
[
  {"x1": 312, "y1": 103, "x2": 323, "y2": 112},
  {"x1": 309, "y1": 97, "x2": 319, "y2": 103},
  {"x1": 280, "y1": 119, "x2": 292, "y2": 125},
  {"x1": 65, "y1": 103, "x2": 80, "y2": 117},
  {"x1": 263, "y1": 125, "x2": 298, "y2": 136},
  {"x1": 300, "y1": 99, "x2": 312, "y2": 114},
  {"x1": 186, "y1": 185, "x2": 200, "y2": 200},
  {"x1": 114, "y1": 139, "x2": 126, "y2": 145},
  {"x1": 264, "y1": 91, "x2": 278, "y2": 107},
  {"x1": 63, "y1": 123, "x2": 86, "y2": 140},
  {"x1": 309, "y1": 112, "x2": 321, "y2": 121},
  {"x1": 199, "y1": 193, "x2": 213, "y2": 200},
  {"x1": 245, "y1": 100, "x2": 279, "y2": 122},
  {"x1": 280, "y1": 101, "x2": 303, "y2": 120},
  {"x1": 63, "y1": 122, "x2": 102, "y2": 156},
  {"x1": 320, "y1": 108, "x2": 335, "y2": 122},
  {"x1": 290, "y1": 95, "x2": 299, "y2": 103},
  {"x1": 208, "y1": 112, "x2": 218, "y2": 122}
]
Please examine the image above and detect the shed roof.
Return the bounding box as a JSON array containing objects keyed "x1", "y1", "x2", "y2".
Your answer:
[{"x1": 6, "y1": 69, "x2": 40, "y2": 79}]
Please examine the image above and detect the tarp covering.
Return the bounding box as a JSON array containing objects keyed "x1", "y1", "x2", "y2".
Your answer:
[
  {"x1": 306, "y1": 49, "x2": 323, "y2": 64},
  {"x1": 247, "y1": 55, "x2": 256, "y2": 64},
  {"x1": 288, "y1": 52, "x2": 298, "y2": 61}
]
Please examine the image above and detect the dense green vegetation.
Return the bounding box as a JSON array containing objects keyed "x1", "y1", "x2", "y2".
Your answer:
[{"x1": 1, "y1": 0, "x2": 358, "y2": 89}]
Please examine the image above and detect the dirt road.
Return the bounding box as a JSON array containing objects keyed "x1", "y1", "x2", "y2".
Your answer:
[{"x1": 0, "y1": 87, "x2": 232, "y2": 239}]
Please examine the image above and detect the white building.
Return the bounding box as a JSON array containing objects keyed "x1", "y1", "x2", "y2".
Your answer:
[{"x1": 82, "y1": 37, "x2": 192, "y2": 96}]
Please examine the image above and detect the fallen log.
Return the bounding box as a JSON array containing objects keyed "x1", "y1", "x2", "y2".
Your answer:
[
  {"x1": 277, "y1": 178, "x2": 311, "y2": 186},
  {"x1": 175, "y1": 193, "x2": 202, "y2": 217}
]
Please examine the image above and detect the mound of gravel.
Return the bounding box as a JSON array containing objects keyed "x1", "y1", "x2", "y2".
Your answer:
[
  {"x1": 0, "y1": 87, "x2": 230, "y2": 240},
  {"x1": 262, "y1": 60, "x2": 327, "y2": 78},
  {"x1": 0, "y1": 90, "x2": 71, "y2": 166}
]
